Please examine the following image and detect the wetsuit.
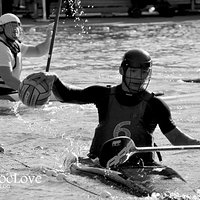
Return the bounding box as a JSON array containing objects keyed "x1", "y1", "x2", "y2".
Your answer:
[{"x1": 53, "y1": 78, "x2": 176, "y2": 164}]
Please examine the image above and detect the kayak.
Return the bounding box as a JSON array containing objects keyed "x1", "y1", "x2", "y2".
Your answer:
[
  {"x1": 0, "y1": 92, "x2": 19, "y2": 102},
  {"x1": 70, "y1": 157, "x2": 196, "y2": 197},
  {"x1": 0, "y1": 93, "x2": 19, "y2": 114}
]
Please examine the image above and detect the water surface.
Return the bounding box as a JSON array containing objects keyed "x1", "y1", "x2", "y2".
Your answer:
[{"x1": 0, "y1": 16, "x2": 200, "y2": 199}]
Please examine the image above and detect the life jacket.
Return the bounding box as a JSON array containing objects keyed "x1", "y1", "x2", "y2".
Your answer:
[
  {"x1": 89, "y1": 86, "x2": 155, "y2": 162},
  {"x1": 0, "y1": 38, "x2": 20, "y2": 89}
]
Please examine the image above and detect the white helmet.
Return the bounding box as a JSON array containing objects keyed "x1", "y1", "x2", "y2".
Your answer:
[{"x1": 0, "y1": 13, "x2": 21, "y2": 25}]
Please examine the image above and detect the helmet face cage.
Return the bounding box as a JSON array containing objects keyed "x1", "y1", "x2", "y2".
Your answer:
[
  {"x1": 122, "y1": 58, "x2": 152, "y2": 92},
  {"x1": 0, "y1": 14, "x2": 22, "y2": 41},
  {"x1": 3, "y1": 22, "x2": 23, "y2": 41}
]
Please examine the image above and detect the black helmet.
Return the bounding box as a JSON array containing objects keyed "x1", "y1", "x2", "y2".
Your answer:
[
  {"x1": 121, "y1": 49, "x2": 152, "y2": 70},
  {"x1": 120, "y1": 49, "x2": 152, "y2": 93}
]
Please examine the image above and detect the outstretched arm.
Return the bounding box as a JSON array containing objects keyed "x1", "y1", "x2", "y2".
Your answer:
[
  {"x1": 23, "y1": 23, "x2": 53, "y2": 57},
  {"x1": 25, "y1": 72, "x2": 109, "y2": 104},
  {"x1": 165, "y1": 127, "x2": 200, "y2": 145},
  {"x1": 153, "y1": 97, "x2": 200, "y2": 145}
]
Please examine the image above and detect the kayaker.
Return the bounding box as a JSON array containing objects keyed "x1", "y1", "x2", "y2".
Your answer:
[
  {"x1": 28, "y1": 49, "x2": 200, "y2": 166},
  {"x1": 0, "y1": 13, "x2": 53, "y2": 96}
]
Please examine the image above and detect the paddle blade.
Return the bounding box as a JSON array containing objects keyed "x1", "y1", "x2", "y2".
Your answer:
[{"x1": 99, "y1": 136, "x2": 135, "y2": 169}]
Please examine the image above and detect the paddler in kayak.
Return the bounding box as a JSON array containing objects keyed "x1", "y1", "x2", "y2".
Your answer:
[
  {"x1": 0, "y1": 13, "x2": 53, "y2": 97},
  {"x1": 28, "y1": 49, "x2": 200, "y2": 167}
]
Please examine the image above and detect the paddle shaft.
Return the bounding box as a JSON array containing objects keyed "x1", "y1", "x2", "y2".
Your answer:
[
  {"x1": 101, "y1": 137, "x2": 200, "y2": 168},
  {"x1": 135, "y1": 145, "x2": 200, "y2": 153},
  {"x1": 46, "y1": 0, "x2": 62, "y2": 72}
]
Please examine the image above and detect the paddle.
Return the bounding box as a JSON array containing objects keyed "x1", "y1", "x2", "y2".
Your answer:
[
  {"x1": 99, "y1": 136, "x2": 200, "y2": 168},
  {"x1": 46, "y1": 0, "x2": 62, "y2": 72},
  {"x1": 182, "y1": 78, "x2": 200, "y2": 83}
]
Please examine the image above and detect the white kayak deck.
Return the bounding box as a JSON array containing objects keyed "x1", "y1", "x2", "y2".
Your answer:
[{"x1": 70, "y1": 157, "x2": 197, "y2": 197}]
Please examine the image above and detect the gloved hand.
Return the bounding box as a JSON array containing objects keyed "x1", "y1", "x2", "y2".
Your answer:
[
  {"x1": 45, "y1": 23, "x2": 54, "y2": 41},
  {"x1": 26, "y1": 72, "x2": 58, "y2": 90}
]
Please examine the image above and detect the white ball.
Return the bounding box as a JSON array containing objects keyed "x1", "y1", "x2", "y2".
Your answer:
[
  {"x1": 100, "y1": 191, "x2": 112, "y2": 198},
  {"x1": 29, "y1": 27, "x2": 36, "y2": 33}
]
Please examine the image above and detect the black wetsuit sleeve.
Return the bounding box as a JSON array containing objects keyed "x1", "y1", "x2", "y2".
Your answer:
[
  {"x1": 147, "y1": 97, "x2": 176, "y2": 134},
  {"x1": 52, "y1": 78, "x2": 109, "y2": 105}
]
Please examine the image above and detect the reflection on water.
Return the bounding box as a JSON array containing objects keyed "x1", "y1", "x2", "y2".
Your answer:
[{"x1": 1, "y1": 18, "x2": 200, "y2": 199}]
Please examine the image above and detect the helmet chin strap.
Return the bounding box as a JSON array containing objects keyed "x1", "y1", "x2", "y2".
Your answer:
[
  {"x1": 122, "y1": 78, "x2": 140, "y2": 94},
  {"x1": 5, "y1": 34, "x2": 15, "y2": 42}
]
